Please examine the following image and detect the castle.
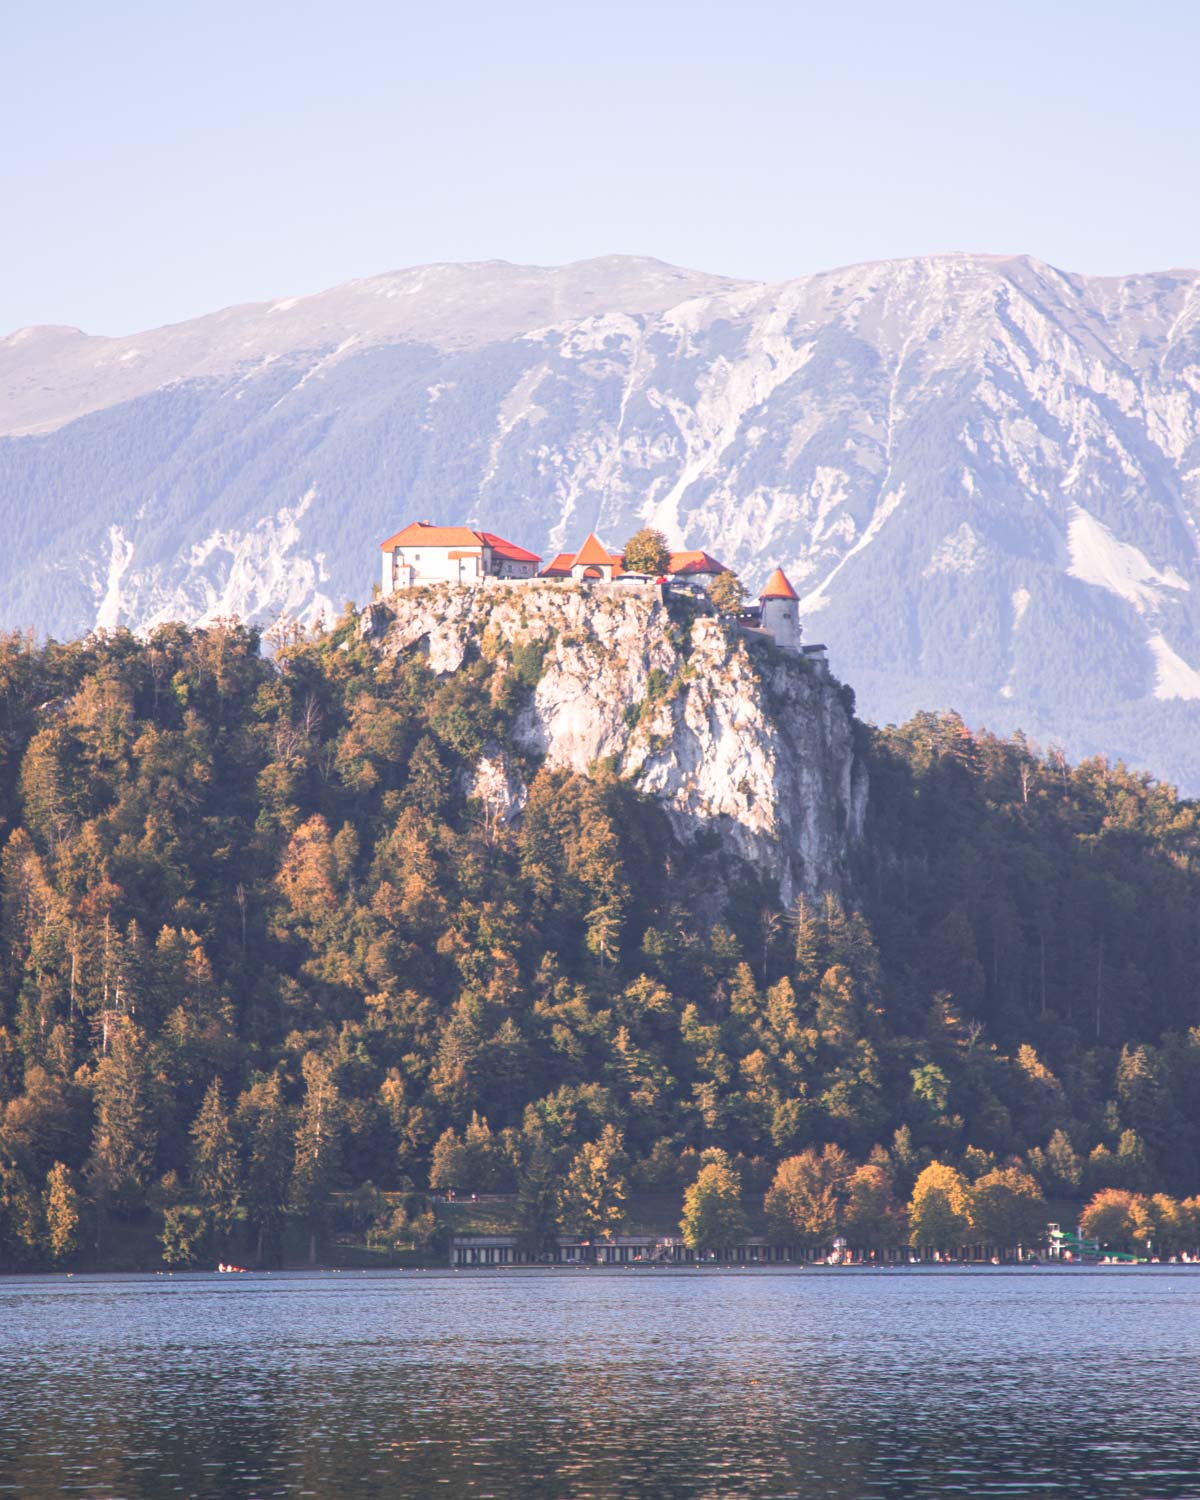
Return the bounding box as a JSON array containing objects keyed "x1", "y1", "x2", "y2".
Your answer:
[
  {"x1": 378, "y1": 522, "x2": 541, "y2": 591},
  {"x1": 378, "y1": 520, "x2": 825, "y2": 666}
]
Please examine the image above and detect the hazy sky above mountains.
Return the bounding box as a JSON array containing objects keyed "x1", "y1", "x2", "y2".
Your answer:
[{"x1": 6, "y1": 0, "x2": 1198, "y2": 336}]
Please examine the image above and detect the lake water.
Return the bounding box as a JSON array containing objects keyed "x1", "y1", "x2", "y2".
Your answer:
[{"x1": 2, "y1": 1268, "x2": 1199, "y2": 1499}]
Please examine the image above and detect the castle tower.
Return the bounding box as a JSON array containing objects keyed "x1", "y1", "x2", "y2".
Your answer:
[
  {"x1": 759, "y1": 568, "x2": 801, "y2": 652},
  {"x1": 570, "y1": 532, "x2": 617, "y2": 581}
]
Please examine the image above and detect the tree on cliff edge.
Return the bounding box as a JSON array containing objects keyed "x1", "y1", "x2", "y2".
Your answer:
[
  {"x1": 708, "y1": 571, "x2": 746, "y2": 614},
  {"x1": 622, "y1": 529, "x2": 671, "y2": 575}
]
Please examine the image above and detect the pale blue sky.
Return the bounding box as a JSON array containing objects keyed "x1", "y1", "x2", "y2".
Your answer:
[{"x1": 5, "y1": 0, "x2": 1198, "y2": 335}]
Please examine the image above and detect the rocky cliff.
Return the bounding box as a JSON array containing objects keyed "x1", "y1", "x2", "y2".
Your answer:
[{"x1": 360, "y1": 580, "x2": 867, "y2": 900}]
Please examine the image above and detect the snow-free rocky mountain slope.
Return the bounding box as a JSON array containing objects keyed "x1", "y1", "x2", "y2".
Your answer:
[{"x1": 4, "y1": 252, "x2": 1200, "y2": 787}]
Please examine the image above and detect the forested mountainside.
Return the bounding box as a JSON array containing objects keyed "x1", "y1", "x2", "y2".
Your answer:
[
  {"x1": 2, "y1": 603, "x2": 1200, "y2": 1269},
  {"x1": 6, "y1": 252, "x2": 1200, "y2": 787}
]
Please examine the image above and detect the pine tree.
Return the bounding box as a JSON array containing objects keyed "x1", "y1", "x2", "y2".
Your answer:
[
  {"x1": 44, "y1": 1162, "x2": 81, "y2": 1262},
  {"x1": 515, "y1": 1142, "x2": 560, "y2": 1256},
  {"x1": 289, "y1": 1054, "x2": 342, "y2": 1264},
  {"x1": 1046, "y1": 1128, "x2": 1082, "y2": 1190},
  {"x1": 792, "y1": 895, "x2": 823, "y2": 990},
  {"x1": 17, "y1": 727, "x2": 77, "y2": 850},
  {"x1": 0, "y1": 1162, "x2": 44, "y2": 1267},
  {"x1": 190, "y1": 1079, "x2": 240, "y2": 1240},
  {"x1": 428, "y1": 1127, "x2": 467, "y2": 1191},
  {"x1": 87, "y1": 1020, "x2": 154, "y2": 1217},
  {"x1": 160, "y1": 1204, "x2": 207, "y2": 1267},
  {"x1": 237, "y1": 1074, "x2": 293, "y2": 1268}
]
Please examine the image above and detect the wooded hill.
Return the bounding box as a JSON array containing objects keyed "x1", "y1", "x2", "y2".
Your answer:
[{"x1": 1, "y1": 610, "x2": 1199, "y2": 1267}]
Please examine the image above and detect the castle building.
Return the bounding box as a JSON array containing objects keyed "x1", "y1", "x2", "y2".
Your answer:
[
  {"x1": 569, "y1": 532, "x2": 617, "y2": 581},
  {"x1": 759, "y1": 567, "x2": 801, "y2": 652},
  {"x1": 375, "y1": 520, "x2": 828, "y2": 675},
  {"x1": 378, "y1": 522, "x2": 541, "y2": 592},
  {"x1": 539, "y1": 534, "x2": 730, "y2": 584},
  {"x1": 665, "y1": 550, "x2": 732, "y2": 586}
]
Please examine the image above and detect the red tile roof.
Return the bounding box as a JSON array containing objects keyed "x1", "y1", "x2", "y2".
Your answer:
[
  {"x1": 666, "y1": 550, "x2": 729, "y2": 576},
  {"x1": 379, "y1": 521, "x2": 539, "y2": 561},
  {"x1": 759, "y1": 567, "x2": 799, "y2": 601},
  {"x1": 478, "y1": 532, "x2": 541, "y2": 563},
  {"x1": 573, "y1": 532, "x2": 614, "y2": 567},
  {"x1": 539, "y1": 552, "x2": 576, "y2": 578},
  {"x1": 380, "y1": 522, "x2": 478, "y2": 551},
  {"x1": 540, "y1": 534, "x2": 623, "y2": 577},
  {"x1": 541, "y1": 537, "x2": 733, "y2": 582}
]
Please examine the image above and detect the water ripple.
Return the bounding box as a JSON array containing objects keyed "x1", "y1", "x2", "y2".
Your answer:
[{"x1": 1, "y1": 1269, "x2": 1199, "y2": 1498}]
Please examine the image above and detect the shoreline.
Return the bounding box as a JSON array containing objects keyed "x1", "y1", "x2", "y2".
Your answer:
[{"x1": 4, "y1": 1260, "x2": 1198, "y2": 1282}]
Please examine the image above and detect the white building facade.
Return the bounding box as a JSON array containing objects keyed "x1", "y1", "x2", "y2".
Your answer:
[{"x1": 379, "y1": 522, "x2": 541, "y2": 593}]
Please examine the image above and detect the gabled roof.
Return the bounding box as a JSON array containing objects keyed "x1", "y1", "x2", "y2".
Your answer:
[
  {"x1": 379, "y1": 522, "x2": 481, "y2": 551},
  {"x1": 379, "y1": 520, "x2": 539, "y2": 561},
  {"x1": 539, "y1": 552, "x2": 576, "y2": 578},
  {"x1": 542, "y1": 538, "x2": 733, "y2": 582},
  {"x1": 667, "y1": 550, "x2": 729, "y2": 576},
  {"x1": 478, "y1": 532, "x2": 541, "y2": 563},
  {"x1": 759, "y1": 567, "x2": 799, "y2": 601},
  {"x1": 572, "y1": 532, "x2": 614, "y2": 568}
]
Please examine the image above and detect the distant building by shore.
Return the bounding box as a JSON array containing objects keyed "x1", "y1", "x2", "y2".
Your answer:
[{"x1": 449, "y1": 1233, "x2": 914, "y2": 1268}]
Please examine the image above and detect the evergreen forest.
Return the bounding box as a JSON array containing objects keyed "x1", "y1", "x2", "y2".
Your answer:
[{"x1": 2, "y1": 611, "x2": 1200, "y2": 1269}]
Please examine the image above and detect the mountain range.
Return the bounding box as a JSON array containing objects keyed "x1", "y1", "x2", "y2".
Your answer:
[{"x1": 4, "y1": 252, "x2": 1200, "y2": 787}]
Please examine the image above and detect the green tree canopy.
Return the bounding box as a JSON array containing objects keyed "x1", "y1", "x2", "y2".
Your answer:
[
  {"x1": 1080, "y1": 1188, "x2": 1136, "y2": 1252},
  {"x1": 708, "y1": 571, "x2": 746, "y2": 615},
  {"x1": 622, "y1": 529, "x2": 671, "y2": 575},
  {"x1": 190, "y1": 1079, "x2": 240, "y2": 1240},
  {"x1": 558, "y1": 1124, "x2": 627, "y2": 1239},
  {"x1": 289, "y1": 1053, "x2": 343, "y2": 1263},
  {"x1": 681, "y1": 1151, "x2": 749, "y2": 1251},
  {"x1": 843, "y1": 1162, "x2": 907, "y2": 1250},
  {"x1": 907, "y1": 1161, "x2": 970, "y2": 1250},
  {"x1": 44, "y1": 1162, "x2": 80, "y2": 1262},
  {"x1": 4, "y1": 625, "x2": 1200, "y2": 1271},
  {"x1": 87, "y1": 1020, "x2": 155, "y2": 1217},
  {"x1": 967, "y1": 1166, "x2": 1046, "y2": 1250},
  {"x1": 764, "y1": 1145, "x2": 852, "y2": 1246}
]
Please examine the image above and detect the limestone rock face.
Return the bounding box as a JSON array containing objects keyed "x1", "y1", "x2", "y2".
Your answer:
[
  {"x1": 364, "y1": 580, "x2": 867, "y2": 899},
  {"x1": 460, "y1": 748, "x2": 528, "y2": 828}
]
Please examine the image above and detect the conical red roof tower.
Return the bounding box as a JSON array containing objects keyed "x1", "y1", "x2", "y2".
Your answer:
[{"x1": 759, "y1": 567, "x2": 799, "y2": 601}]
